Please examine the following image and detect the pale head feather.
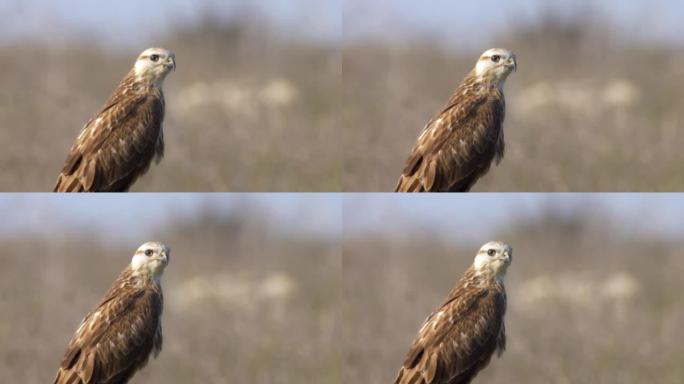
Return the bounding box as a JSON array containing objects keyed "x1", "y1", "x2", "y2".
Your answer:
[
  {"x1": 131, "y1": 241, "x2": 170, "y2": 280},
  {"x1": 474, "y1": 48, "x2": 517, "y2": 88},
  {"x1": 133, "y1": 47, "x2": 176, "y2": 86},
  {"x1": 473, "y1": 240, "x2": 512, "y2": 281}
]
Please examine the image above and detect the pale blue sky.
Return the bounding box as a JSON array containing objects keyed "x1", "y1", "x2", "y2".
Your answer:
[
  {"x1": 2, "y1": 194, "x2": 683, "y2": 245},
  {"x1": 0, "y1": 0, "x2": 341, "y2": 46},
  {"x1": 2, "y1": 1, "x2": 682, "y2": 48},
  {"x1": 343, "y1": 194, "x2": 684, "y2": 244},
  {"x1": 345, "y1": 0, "x2": 684, "y2": 48},
  {"x1": 0, "y1": 194, "x2": 342, "y2": 243}
]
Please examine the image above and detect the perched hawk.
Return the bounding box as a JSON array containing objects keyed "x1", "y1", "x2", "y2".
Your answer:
[
  {"x1": 54, "y1": 48, "x2": 176, "y2": 192},
  {"x1": 53, "y1": 241, "x2": 170, "y2": 384},
  {"x1": 395, "y1": 241, "x2": 512, "y2": 384},
  {"x1": 395, "y1": 48, "x2": 517, "y2": 192}
]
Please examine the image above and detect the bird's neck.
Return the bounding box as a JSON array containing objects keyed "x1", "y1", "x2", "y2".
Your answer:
[
  {"x1": 129, "y1": 264, "x2": 163, "y2": 287},
  {"x1": 471, "y1": 265, "x2": 507, "y2": 287},
  {"x1": 139, "y1": 79, "x2": 164, "y2": 93},
  {"x1": 460, "y1": 71, "x2": 504, "y2": 96},
  {"x1": 123, "y1": 70, "x2": 165, "y2": 93},
  {"x1": 469, "y1": 69, "x2": 507, "y2": 92},
  {"x1": 445, "y1": 267, "x2": 505, "y2": 303}
]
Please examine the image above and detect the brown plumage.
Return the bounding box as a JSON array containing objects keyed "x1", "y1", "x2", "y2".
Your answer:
[
  {"x1": 54, "y1": 48, "x2": 175, "y2": 192},
  {"x1": 395, "y1": 48, "x2": 517, "y2": 192},
  {"x1": 54, "y1": 242, "x2": 169, "y2": 384},
  {"x1": 395, "y1": 241, "x2": 512, "y2": 384}
]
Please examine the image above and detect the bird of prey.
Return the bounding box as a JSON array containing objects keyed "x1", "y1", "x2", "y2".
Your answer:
[
  {"x1": 395, "y1": 48, "x2": 517, "y2": 192},
  {"x1": 53, "y1": 241, "x2": 170, "y2": 384},
  {"x1": 395, "y1": 241, "x2": 512, "y2": 384},
  {"x1": 54, "y1": 48, "x2": 176, "y2": 192}
]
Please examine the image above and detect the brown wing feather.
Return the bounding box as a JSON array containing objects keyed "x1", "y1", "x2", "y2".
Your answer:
[
  {"x1": 54, "y1": 268, "x2": 163, "y2": 384},
  {"x1": 396, "y1": 267, "x2": 507, "y2": 384},
  {"x1": 395, "y1": 72, "x2": 505, "y2": 192},
  {"x1": 54, "y1": 72, "x2": 165, "y2": 192}
]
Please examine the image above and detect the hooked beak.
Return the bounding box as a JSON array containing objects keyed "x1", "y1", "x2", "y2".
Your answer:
[
  {"x1": 505, "y1": 56, "x2": 517, "y2": 72},
  {"x1": 502, "y1": 249, "x2": 512, "y2": 265},
  {"x1": 154, "y1": 250, "x2": 169, "y2": 266},
  {"x1": 164, "y1": 56, "x2": 176, "y2": 72}
]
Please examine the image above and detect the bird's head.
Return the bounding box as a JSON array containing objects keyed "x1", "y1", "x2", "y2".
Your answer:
[
  {"x1": 134, "y1": 47, "x2": 176, "y2": 86},
  {"x1": 131, "y1": 241, "x2": 170, "y2": 280},
  {"x1": 474, "y1": 48, "x2": 517, "y2": 88},
  {"x1": 473, "y1": 241, "x2": 512, "y2": 281}
]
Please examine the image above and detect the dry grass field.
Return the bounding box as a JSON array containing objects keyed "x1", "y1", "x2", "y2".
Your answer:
[
  {"x1": 0, "y1": 198, "x2": 340, "y2": 383},
  {"x1": 2, "y1": 8, "x2": 683, "y2": 192},
  {"x1": 0, "y1": 17, "x2": 340, "y2": 191},
  {"x1": 343, "y1": 16, "x2": 684, "y2": 191},
  {"x1": 2, "y1": 196, "x2": 684, "y2": 383},
  {"x1": 343, "y1": 198, "x2": 684, "y2": 383}
]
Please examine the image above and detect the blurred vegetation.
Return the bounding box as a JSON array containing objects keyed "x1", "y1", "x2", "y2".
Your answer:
[
  {"x1": 3, "y1": 8, "x2": 683, "y2": 192},
  {"x1": 0, "y1": 15, "x2": 340, "y2": 191},
  {"x1": 343, "y1": 13, "x2": 684, "y2": 191},
  {"x1": 0, "y1": 206, "x2": 340, "y2": 383},
  {"x1": 343, "y1": 207, "x2": 684, "y2": 383}
]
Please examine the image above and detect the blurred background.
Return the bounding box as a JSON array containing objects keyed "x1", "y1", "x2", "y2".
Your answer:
[
  {"x1": 0, "y1": 194, "x2": 340, "y2": 383},
  {"x1": 343, "y1": 194, "x2": 684, "y2": 383},
  {"x1": 0, "y1": 0, "x2": 340, "y2": 191},
  {"x1": 343, "y1": 0, "x2": 684, "y2": 191}
]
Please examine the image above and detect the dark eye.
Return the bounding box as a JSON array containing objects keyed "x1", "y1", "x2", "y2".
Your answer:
[
  {"x1": 149, "y1": 54, "x2": 159, "y2": 62},
  {"x1": 490, "y1": 55, "x2": 501, "y2": 63},
  {"x1": 144, "y1": 249, "x2": 153, "y2": 256},
  {"x1": 487, "y1": 249, "x2": 496, "y2": 256}
]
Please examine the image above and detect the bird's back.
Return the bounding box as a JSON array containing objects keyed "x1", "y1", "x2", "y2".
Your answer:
[
  {"x1": 53, "y1": 268, "x2": 163, "y2": 384},
  {"x1": 395, "y1": 269, "x2": 507, "y2": 384},
  {"x1": 54, "y1": 75, "x2": 165, "y2": 192},
  {"x1": 395, "y1": 75, "x2": 506, "y2": 192}
]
